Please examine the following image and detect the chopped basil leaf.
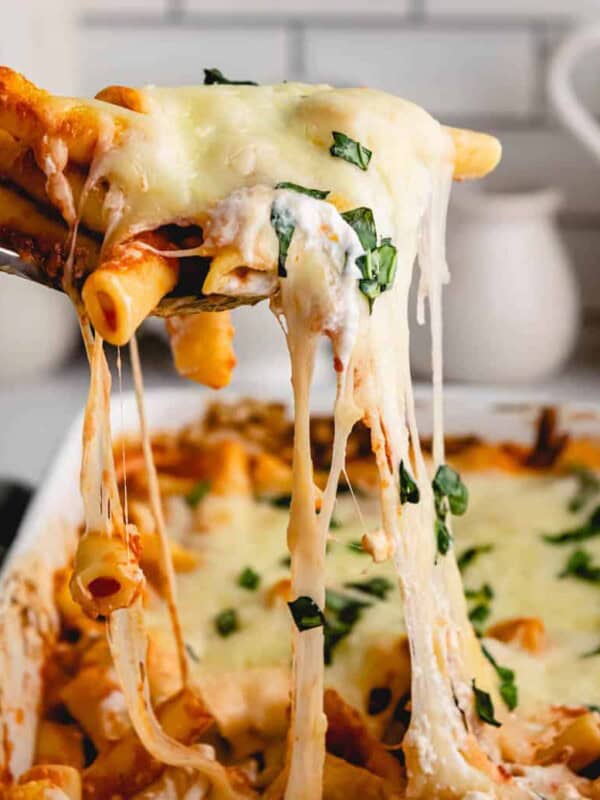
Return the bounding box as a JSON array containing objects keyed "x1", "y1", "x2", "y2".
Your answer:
[
  {"x1": 279, "y1": 554, "x2": 291, "y2": 568},
  {"x1": 237, "y1": 566, "x2": 260, "y2": 591},
  {"x1": 543, "y1": 505, "x2": 600, "y2": 545},
  {"x1": 432, "y1": 465, "x2": 469, "y2": 516},
  {"x1": 356, "y1": 242, "x2": 398, "y2": 313},
  {"x1": 374, "y1": 241, "x2": 398, "y2": 287},
  {"x1": 468, "y1": 603, "x2": 491, "y2": 634},
  {"x1": 184, "y1": 480, "x2": 210, "y2": 508},
  {"x1": 472, "y1": 680, "x2": 501, "y2": 727},
  {"x1": 341, "y1": 207, "x2": 377, "y2": 251},
  {"x1": 435, "y1": 518, "x2": 452, "y2": 556},
  {"x1": 324, "y1": 616, "x2": 351, "y2": 665},
  {"x1": 329, "y1": 516, "x2": 342, "y2": 530},
  {"x1": 330, "y1": 131, "x2": 372, "y2": 170},
  {"x1": 288, "y1": 595, "x2": 325, "y2": 632},
  {"x1": 399, "y1": 460, "x2": 420, "y2": 505},
  {"x1": 270, "y1": 204, "x2": 295, "y2": 277},
  {"x1": 215, "y1": 608, "x2": 239, "y2": 637},
  {"x1": 324, "y1": 589, "x2": 370, "y2": 664},
  {"x1": 203, "y1": 68, "x2": 258, "y2": 86},
  {"x1": 275, "y1": 181, "x2": 330, "y2": 200},
  {"x1": 588, "y1": 705, "x2": 600, "y2": 713},
  {"x1": 432, "y1": 464, "x2": 468, "y2": 557},
  {"x1": 347, "y1": 539, "x2": 366, "y2": 553},
  {"x1": 457, "y1": 544, "x2": 494, "y2": 572},
  {"x1": 464, "y1": 583, "x2": 494, "y2": 603},
  {"x1": 344, "y1": 576, "x2": 393, "y2": 600},
  {"x1": 185, "y1": 642, "x2": 200, "y2": 663},
  {"x1": 465, "y1": 583, "x2": 493, "y2": 637},
  {"x1": 582, "y1": 644, "x2": 600, "y2": 658},
  {"x1": 358, "y1": 278, "x2": 380, "y2": 312},
  {"x1": 326, "y1": 589, "x2": 371, "y2": 621},
  {"x1": 482, "y1": 644, "x2": 518, "y2": 711},
  {"x1": 567, "y1": 464, "x2": 600, "y2": 513},
  {"x1": 500, "y1": 681, "x2": 518, "y2": 712},
  {"x1": 340, "y1": 205, "x2": 398, "y2": 312},
  {"x1": 367, "y1": 687, "x2": 392, "y2": 715},
  {"x1": 559, "y1": 548, "x2": 600, "y2": 583},
  {"x1": 270, "y1": 494, "x2": 292, "y2": 508}
]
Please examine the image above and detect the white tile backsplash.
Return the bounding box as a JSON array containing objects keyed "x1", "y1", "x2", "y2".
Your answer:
[
  {"x1": 81, "y1": 0, "x2": 168, "y2": 13},
  {"x1": 426, "y1": 0, "x2": 597, "y2": 17},
  {"x1": 304, "y1": 27, "x2": 537, "y2": 117},
  {"x1": 79, "y1": 25, "x2": 289, "y2": 94},
  {"x1": 183, "y1": 0, "x2": 409, "y2": 14}
]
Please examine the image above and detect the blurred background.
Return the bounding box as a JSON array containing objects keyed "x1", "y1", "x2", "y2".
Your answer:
[{"x1": 2, "y1": 0, "x2": 600, "y2": 485}]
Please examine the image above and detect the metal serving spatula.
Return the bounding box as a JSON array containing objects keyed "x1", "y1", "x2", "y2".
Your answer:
[{"x1": 0, "y1": 247, "x2": 264, "y2": 315}]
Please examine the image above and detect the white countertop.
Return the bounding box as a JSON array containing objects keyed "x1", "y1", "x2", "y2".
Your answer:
[{"x1": 1, "y1": 331, "x2": 599, "y2": 488}]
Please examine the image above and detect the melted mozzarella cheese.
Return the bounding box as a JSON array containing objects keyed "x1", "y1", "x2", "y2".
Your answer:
[
  {"x1": 93, "y1": 83, "x2": 448, "y2": 249},
  {"x1": 461, "y1": 472, "x2": 600, "y2": 714},
  {"x1": 146, "y1": 471, "x2": 600, "y2": 733}
]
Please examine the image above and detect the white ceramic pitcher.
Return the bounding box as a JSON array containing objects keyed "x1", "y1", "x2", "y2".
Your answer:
[{"x1": 411, "y1": 186, "x2": 580, "y2": 383}]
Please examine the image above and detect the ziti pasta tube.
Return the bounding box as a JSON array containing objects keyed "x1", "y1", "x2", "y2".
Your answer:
[{"x1": 82, "y1": 233, "x2": 179, "y2": 345}]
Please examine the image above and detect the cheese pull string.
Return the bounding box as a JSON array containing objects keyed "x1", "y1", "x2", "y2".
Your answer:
[
  {"x1": 129, "y1": 334, "x2": 189, "y2": 687},
  {"x1": 109, "y1": 601, "x2": 241, "y2": 800}
]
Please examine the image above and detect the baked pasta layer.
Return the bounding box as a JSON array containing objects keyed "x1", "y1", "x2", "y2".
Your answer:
[{"x1": 15, "y1": 402, "x2": 600, "y2": 800}]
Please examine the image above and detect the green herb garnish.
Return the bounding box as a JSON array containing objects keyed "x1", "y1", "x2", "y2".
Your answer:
[
  {"x1": 433, "y1": 465, "x2": 469, "y2": 516},
  {"x1": 464, "y1": 583, "x2": 494, "y2": 603},
  {"x1": 347, "y1": 539, "x2": 366, "y2": 553},
  {"x1": 204, "y1": 68, "x2": 258, "y2": 86},
  {"x1": 329, "y1": 516, "x2": 342, "y2": 530},
  {"x1": 275, "y1": 181, "x2": 329, "y2": 200},
  {"x1": 457, "y1": 544, "x2": 493, "y2": 572},
  {"x1": 324, "y1": 589, "x2": 371, "y2": 664},
  {"x1": 330, "y1": 131, "x2": 372, "y2": 170},
  {"x1": 357, "y1": 241, "x2": 398, "y2": 312},
  {"x1": 368, "y1": 687, "x2": 392, "y2": 715},
  {"x1": 559, "y1": 548, "x2": 600, "y2": 583},
  {"x1": 215, "y1": 608, "x2": 239, "y2": 637},
  {"x1": 465, "y1": 584, "x2": 494, "y2": 637},
  {"x1": 482, "y1": 645, "x2": 518, "y2": 711},
  {"x1": 325, "y1": 589, "x2": 371, "y2": 620},
  {"x1": 582, "y1": 644, "x2": 600, "y2": 658},
  {"x1": 288, "y1": 596, "x2": 325, "y2": 632},
  {"x1": 568, "y1": 465, "x2": 600, "y2": 513},
  {"x1": 279, "y1": 554, "x2": 291, "y2": 568},
  {"x1": 341, "y1": 207, "x2": 377, "y2": 251},
  {"x1": 432, "y1": 464, "x2": 469, "y2": 557},
  {"x1": 435, "y1": 518, "x2": 452, "y2": 556},
  {"x1": 184, "y1": 480, "x2": 210, "y2": 508},
  {"x1": 543, "y1": 505, "x2": 600, "y2": 545},
  {"x1": 324, "y1": 616, "x2": 353, "y2": 665},
  {"x1": 344, "y1": 576, "x2": 393, "y2": 600},
  {"x1": 237, "y1": 566, "x2": 260, "y2": 591},
  {"x1": 185, "y1": 642, "x2": 200, "y2": 663},
  {"x1": 341, "y1": 205, "x2": 398, "y2": 312},
  {"x1": 399, "y1": 460, "x2": 420, "y2": 505},
  {"x1": 270, "y1": 494, "x2": 292, "y2": 508},
  {"x1": 270, "y1": 204, "x2": 295, "y2": 277},
  {"x1": 468, "y1": 603, "x2": 491, "y2": 634},
  {"x1": 472, "y1": 680, "x2": 501, "y2": 727}
]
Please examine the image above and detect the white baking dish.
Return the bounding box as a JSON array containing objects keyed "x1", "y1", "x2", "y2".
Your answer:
[{"x1": 2, "y1": 388, "x2": 600, "y2": 780}]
